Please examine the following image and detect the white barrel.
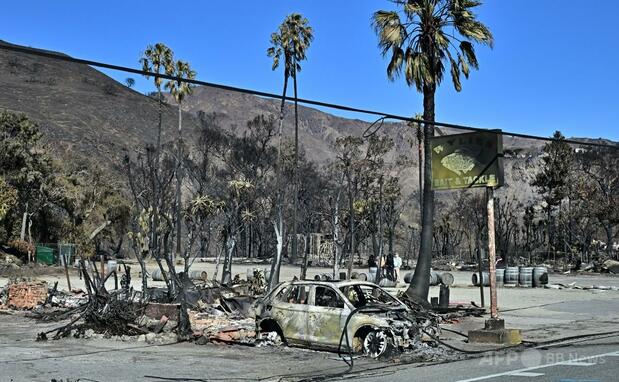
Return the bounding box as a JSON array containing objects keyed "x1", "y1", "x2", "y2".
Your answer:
[
  {"x1": 403, "y1": 272, "x2": 414, "y2": 283},
  {"x1": 440, "y1": 272, "x2": 454, "y2": 286},
  {"x1": 505, "y1": 267, "x2": 519, "y2": 285},
  {"x1": 151, "y1": 269, "x2": 164, "y2": 281},
  {"x1": 533, "y1": 266, "x2": 548, "y2": 287},
  {"x1": 519, "y1": 267, "x2": 534, "y2": 287},
  {"x1": 496, "y1": 268, "x2": 505, "y2": 286},
  {"x1": 189, "y1": 270, "x2": 208, "y2": 281},
  {"x1": 106, "y1": 260, "x2": 118, "y2": 274},
  {"x1": 368, "y1": 267, "x2": 378, "y2": 283},
  {"x1": 378, "y1": 278, "x2": 396, "y2": 287},
  {"x1": 472, "y1": 272, "x2": 489, "y2": 286},
  {"x1": 429, "y1": 271, "x2": 440, "y2": 286}
]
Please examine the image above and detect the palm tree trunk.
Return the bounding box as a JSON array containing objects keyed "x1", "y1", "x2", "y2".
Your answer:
[
  {"x1": 332, "y1": 197, "x2": 341, "y2": 279},
  {"x1": 291, "y1": 68, "x2": 300, "y2": 266},
  {"x1": 269, "y1": 212, "x2": 284, "y2": 290},
  {"x1": 347, "y1": 175, "x2": 356, "y2": 279},
  {"x1": 378, "y1": 176, "x2": 384, "y2": 260},
  {"x1": 406, "y1": 85, "x2": 435, "y2": 301},
  {"x1": 222, "y1": 232, "x2": 235, "y2": 285},
  {"x1": 175, "y1": 101, "x2": 183, "y2": 263},
  {"x1": 417, "y1": 125, "x2": 423, "y2": 220},
  {"x1": 150, "y1": 87, "x2": 163, "y2": 262},
  {"x1": 269, "y1": 74, "x2": 288, "y2": 290}
]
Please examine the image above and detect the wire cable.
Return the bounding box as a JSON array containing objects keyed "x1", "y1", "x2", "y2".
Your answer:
[{"x1": 1, "y1": 42, "x2": 617, "y2": 150}]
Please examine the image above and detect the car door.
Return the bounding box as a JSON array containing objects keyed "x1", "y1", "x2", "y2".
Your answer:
[
  {"x1": 271, "y1": 284, "x2": 310, "y2": 346},
  {"x1": 306, "y1": 285, "x2": 351, "y2": 348}
]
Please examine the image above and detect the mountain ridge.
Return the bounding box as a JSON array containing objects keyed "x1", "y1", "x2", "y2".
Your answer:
[{"x1": 0, "y1": 40, "x2": 614, "y2": 212}]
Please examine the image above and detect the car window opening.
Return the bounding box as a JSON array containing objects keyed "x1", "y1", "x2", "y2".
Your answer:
[
  {"x1": 340, "y1": 285, "x2": 400, "y2": 309},
  {"x1": 315, "y1": 286, "x2": 344, "y2": 308}
]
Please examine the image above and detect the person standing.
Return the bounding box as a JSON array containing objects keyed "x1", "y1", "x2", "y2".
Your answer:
[
  {"x1": 393, "y1": 253, "x2": 403, "y2": 282},
  {"x1": 386, "y1": 252, "x2": 395, "y2": 281},
  {"x1": 368, "y1": 254, "x2": 378, "y2": 283}
]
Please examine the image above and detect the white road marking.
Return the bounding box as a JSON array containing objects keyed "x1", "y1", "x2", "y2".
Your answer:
[
  {"x1": 558, "y1": 361, "x2": 595, "y2": 366},
  {"x1": 455, "y1": 350, "x2": 619, "y2": 382},
  {"x1": 508, "y1": 372, "x2": 545, "y2": 377}
]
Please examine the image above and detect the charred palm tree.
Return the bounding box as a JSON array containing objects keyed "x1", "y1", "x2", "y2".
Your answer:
[
  {"x1": 267, "y1": 13, "x2": 313, "y2": 288},
  {"x1": 165, "y1": 60, "x2": 196, "y2": 262}
]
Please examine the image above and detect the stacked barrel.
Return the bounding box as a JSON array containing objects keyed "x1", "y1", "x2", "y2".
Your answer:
[{"x1": 472, "y1": 265, "x2": 548, "y2": 287}]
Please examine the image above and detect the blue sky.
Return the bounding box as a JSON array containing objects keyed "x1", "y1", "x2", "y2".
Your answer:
[{"x1": 1, "y1": 0, "x2": 618, "y2": 140}]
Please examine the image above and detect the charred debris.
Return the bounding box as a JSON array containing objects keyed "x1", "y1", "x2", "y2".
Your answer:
[{"x1": 0, "y1": 263, "x2": 483, "y2": 363}]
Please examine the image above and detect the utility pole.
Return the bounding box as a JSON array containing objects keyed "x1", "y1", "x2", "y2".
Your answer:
[
  {"x1": 476, "y1": 247, "x2": 485, "y2": 308},
  {"x1": 486, "y1": 186, "x2": 498, "y2": 318}
]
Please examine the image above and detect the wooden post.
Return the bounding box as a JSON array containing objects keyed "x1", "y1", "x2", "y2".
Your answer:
[
  {"x1": 62, "y1": 248, "x2": 72, "y2": 291},
  {"x1": 476, "y1": 247, "x2": 485, "y2": 308},
  {"x1": 486, "y1": 187, "x2": 498, "y2": 319},
  {"x1": 100, "y1": 254, "x2": 106, "y2": 288}
]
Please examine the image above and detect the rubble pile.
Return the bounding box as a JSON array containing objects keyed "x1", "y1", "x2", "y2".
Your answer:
[
  {"x1": 5, "y1": 280, "x2": 48, "y2": 309},
  {"x1": 189, "y1": 279, "x2": 261, "y2": 345},
  {"x1": 191, "y1": 310, "x2": 255, "y2": 344},
  {"x1": 396, "y1": 292, "x2": 442, "y2": 337},
  {"x1": 602, "y1": 259, "x2": 619, "y2": 274},
  {"x1": 545, "y1": 282, "x2": 619, "y2": 291},
  {"x1": 229, "y1": 268, "x2": 268, "y2": 296},
  {"x1": 17, "y1": 264, "x2": 264, "y2": 345},
  {"x1": 0, "y1": 253, "x2": 23, "y2": 272}
]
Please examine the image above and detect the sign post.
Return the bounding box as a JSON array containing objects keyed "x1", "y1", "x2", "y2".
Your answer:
[
  {"x1": 486, "y1": 187, "x2": 498, "y2": 319},
  {"x1": 431, "y1": 130, "x2": 521, "y2": 344},
  {"x1": 431, "y1": 130, "x2": 504, "y2": 309}
]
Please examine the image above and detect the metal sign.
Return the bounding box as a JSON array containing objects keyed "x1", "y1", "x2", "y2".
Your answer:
[{"x1": 431, "y1": 130, "x2": 504, "y2": 190}]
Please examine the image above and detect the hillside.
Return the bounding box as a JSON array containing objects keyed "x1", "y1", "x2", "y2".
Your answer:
[{"x1": 0, "y1": 40, "x2": 598, "y2": 211}]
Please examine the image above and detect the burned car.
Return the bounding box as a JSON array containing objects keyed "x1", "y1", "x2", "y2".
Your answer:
[{"x1": 255, "y1": 280, "x2": 437, "y2": 358}]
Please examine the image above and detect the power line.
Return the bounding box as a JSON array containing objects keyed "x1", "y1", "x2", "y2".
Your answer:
[{"x1": 0, "y1": 42, "x2": 617, "y2": 150}]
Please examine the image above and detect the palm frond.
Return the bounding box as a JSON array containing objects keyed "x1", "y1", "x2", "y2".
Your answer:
[
  {"x1": 268, "y1": 13, "x2": 313, "y2": 76},
  {"x1": 446, "y1": 50, "x2": 462, "y2": 92},
  {"x1": 372, "y1": 11, "x2": 405, "y2": 55},
  {"x1": 372, "y1": 0, "x2": 493, "y2": 93},
  {"x1": 460, "y1": 41, "x2": 479, "y2": 69},
  {"x1": 387, "y1": 47, "x2": 404, "y2": 80},
  {"x1": 458, "y1": 53, "x2": 469, "y2": 78}
]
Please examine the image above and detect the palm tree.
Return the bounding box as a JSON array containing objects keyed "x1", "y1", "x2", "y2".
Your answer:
[
  {"x1": 165, "y1": 60, "x2": 196, "y2": 262},
  {"x1": 140, "y1": 43, "x2": 174, "y2": 157},
  {"x1": 373, "y1": 0, "x2": 493, "y2": 301},
  {"x1": 267, "y1": 13, "x2": 313, "y2": 287},
  {"x1": 139, "y1": 43, "x2": 174, "y2": 264}
]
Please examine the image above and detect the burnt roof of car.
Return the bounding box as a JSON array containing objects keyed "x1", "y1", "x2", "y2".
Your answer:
[{"x1": 284, "y1": 279, "x2": 380, "y2": 288}]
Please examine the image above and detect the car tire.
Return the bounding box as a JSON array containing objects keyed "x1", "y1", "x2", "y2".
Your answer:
[
  {"x1": 259, "y1": 330, "x2": 284, "y2": 346},
  {"x1": 362, "y1": 329, "x2": 394, "y2": 358}
]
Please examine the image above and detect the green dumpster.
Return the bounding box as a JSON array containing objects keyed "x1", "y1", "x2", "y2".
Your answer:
[{"x1": 36, "y1": 246, "x2": 55, "y2": 265}]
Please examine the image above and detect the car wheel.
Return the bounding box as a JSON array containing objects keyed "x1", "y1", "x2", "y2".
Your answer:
[
  {"x1": 362, "y1": 329, "x2": 393, "y2": 358},
  {"x1": 259, "y1": 330, "x2": 284, "y2": 346}
]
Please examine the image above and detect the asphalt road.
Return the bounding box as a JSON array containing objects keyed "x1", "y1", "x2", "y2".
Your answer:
[{"x1": 1, "y1": 312, "x2": 618, "y2": 381}]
